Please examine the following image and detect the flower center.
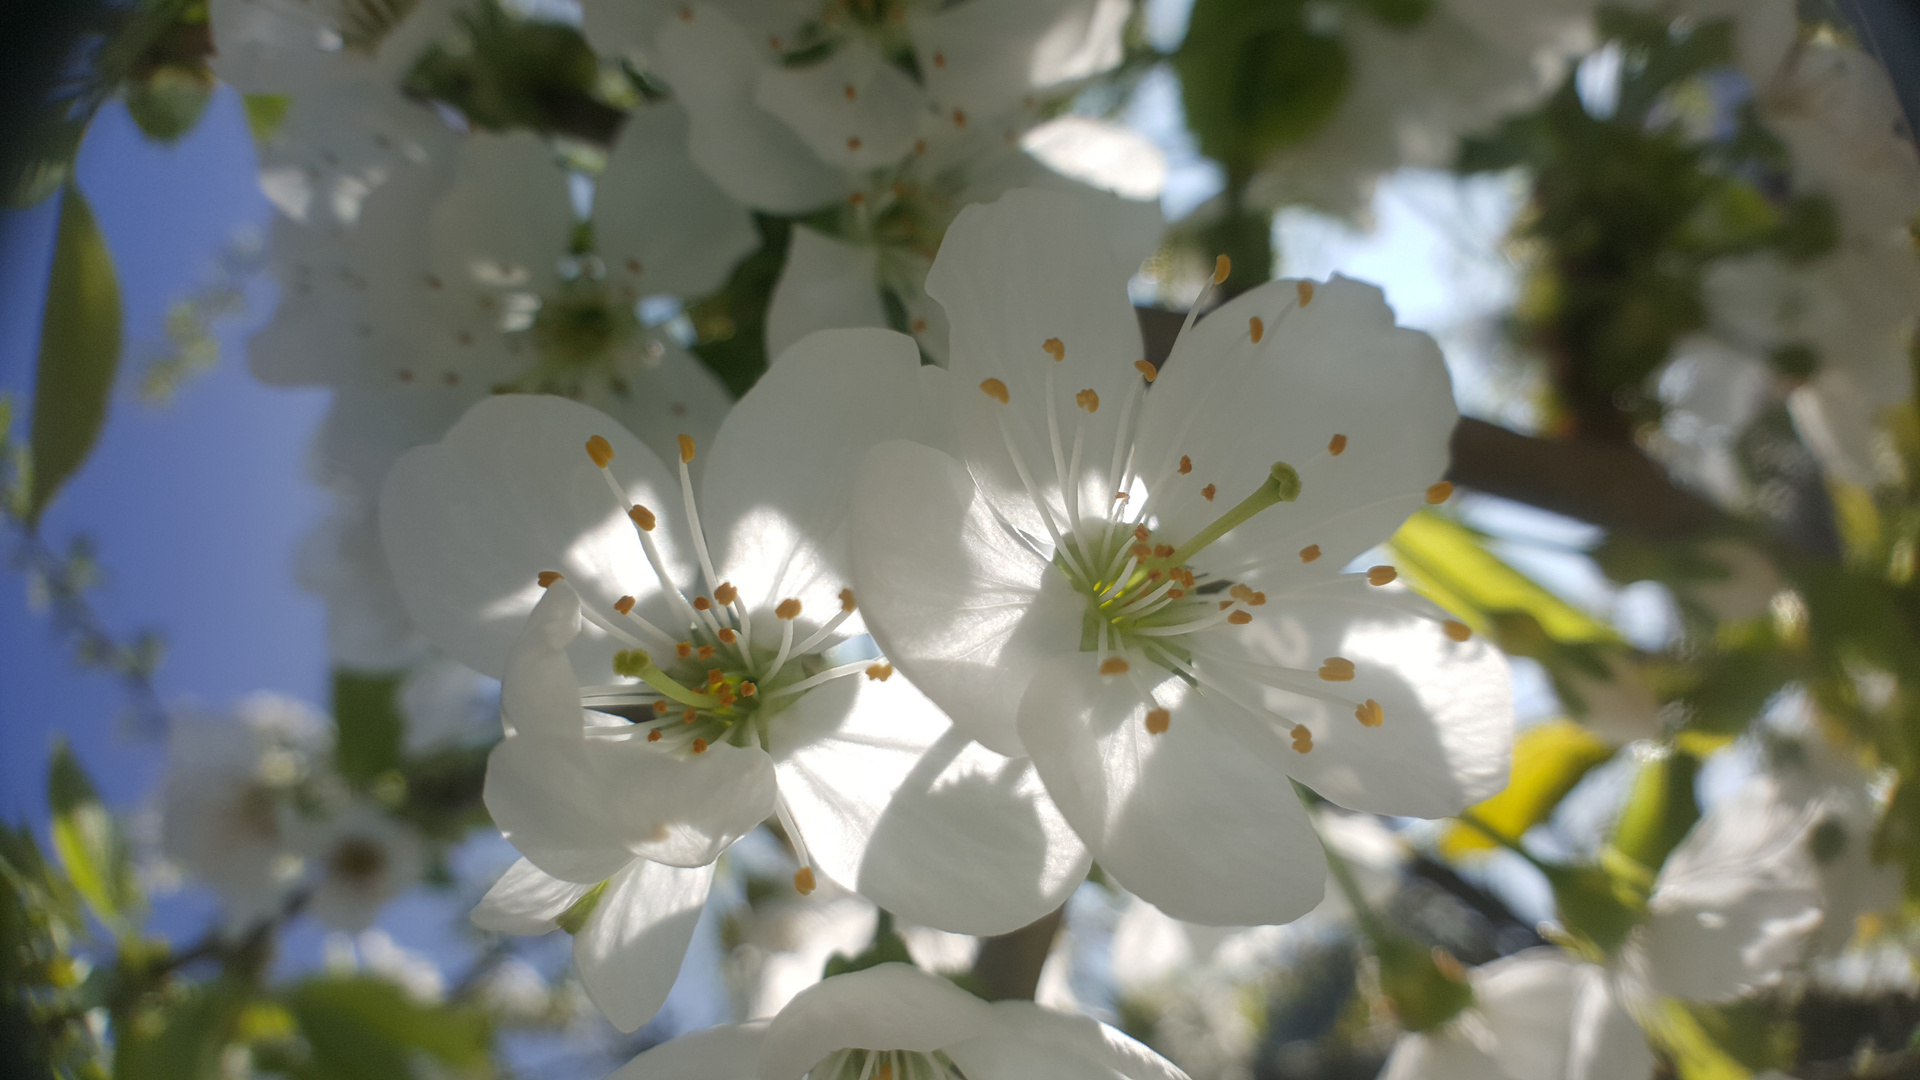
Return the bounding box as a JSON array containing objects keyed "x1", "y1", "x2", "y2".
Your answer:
[{"x1": 806, "y1": 1048, "x2": 964, "y2": 1080}]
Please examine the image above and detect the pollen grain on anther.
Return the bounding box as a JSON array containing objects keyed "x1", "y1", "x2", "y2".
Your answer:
[
  {"x1": 1443, "y1": 620, "x2": 1473, "y2": 642},
  {"x1": 1367, "y1": 565, "x2": 1398, "y2": 586},
  {"x1": 793, "y1": 867, "x2": 817, "y2": 895},
  {"x1": 839, "y1": 587, "x2": 857, "y2": 612},
  {"x1": 1296, "y1": 281, "x2": 1315, "y2": 307},
  {"x1": 1076, "y1": 388, "x2": 1100, "y2": 413},
  {"x1": 1099, "y1": 657, "x2": 1129, "y2": 675},
  {"x1": 1249, "y1": 316, "x2": 1264, "y2": 344},
  {"x1": 1318, "y1": 657, "x2": 1356, "y2": 682},
  {"x1": 1212, "y1": 254, "x2": 1231, "y2": 284},
  {"x1": 697, "y1": 645, "x2": 715, "y2": 659},
  {"x1": 675, "y1": 642, "x2": 693, "y2": 658},
  {"x1": 614, "y1": 595, "x2": 636, "y2": 614},
  {"x1": 1042, "y1": 337, "x2": 1066, "y2": 362},
  {"x1": 682, "y1": 708, "x2": 698, "y2": 723},
  {"x1": 585, "y1": 435, "x2": 615, "y2": 467},
  {"x1": 1227, "y1": 610, "x2": 1253, "y2": 625},
  {"x1": 865, "y1": 663, "x2": 894, "y2": 681},
  {"x1": 652, "y1": 700, "x2": 670, "y2": 714},
  {"x1": 677, "y1": 434, "x2": 696, "y2": 464},
  {"x1": 1291, "y1": 726, "x2": 1314, "y2": 753},
  {"x1": 1328, "y1": 433, "x2": 1348, "y2": 456},
  {"x1": 692, "y1": 738, "x2": 708, "y2": 754},
  {"x1": 1134, "y1": 359, "x2": 1158, "y2": 382},
  {"x1": 647, "y1": 729, "x2": 662, "y2": 742},
  {"x1": 1201, "y1": 484, "x2": 1217, "y2": 502},
  {"x1": 693, "y1": 595, "x2": 712, "y2": 611},
  {"x1": 1426, "y1": 481, "x2": 1454, "y2": 504},
  {"x1": 1178, "y1": 455, "x2": 1192, "y2": 475},
  {"x1": 715, "y1": 582, "x2": 739, "y2": 605},
  {"x1": 1355, "y1": 699, "x2": 1384, "y2": 728},
  {"x1": 1300, "y1": 544, "x2": 1322, "y2": 563},
  {"x1": 776, "y1": 598, "x2": 802, "y2": 620},
  {"x1": 629, "y1": 504, "x2": 658, "y2": 531},
  {"x1": 1145, "y1": 708, "x2": 1171, "y2": 735},
  {"x1": 980, "y1": 377, "x2": 1010, "y2": 403},
  {"x1": 537, "y1": 570, "x2": 564, "y2": 588},
  {"x1": 718, "y1": 628, "x2": 738, "y2": 643}
]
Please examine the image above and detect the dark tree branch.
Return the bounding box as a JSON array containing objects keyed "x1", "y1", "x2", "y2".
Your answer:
[{"x1": 969, "y1": 905, "x2": 1065, "y2": 1002}]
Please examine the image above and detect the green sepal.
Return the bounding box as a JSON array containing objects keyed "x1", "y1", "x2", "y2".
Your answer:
[{"x1": 556, "y1": 879, "x2": 610, "y2": 935}]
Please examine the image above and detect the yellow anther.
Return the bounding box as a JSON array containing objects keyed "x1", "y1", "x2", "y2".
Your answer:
[
  {"x1": 846, "y1": 136, "x2": 862, "y2": 151},
  {"x1": 678, "y1": 434, "x2": 696, "y2": 464},
  {"x1": 1299, "y1": 544, "x2": 1322, "y2": 563},
  {"x1": 1131, "y1": 542, "x2": 1152, "y2": 560},
  {"x1": 683, "y1": 708, "x2": 697, "y2": 723},
  {"x1": 1099, "y1": 657, "x2": 1130, "y2": 675},
  {"x1": 715, "y1": 582, "x2": 738, "y2": 605},
  {"x1": 1219, "y1": 600, "x2": 1235, "y2": 611},
  {"x1": 1367, "y1": 565, "x2": 1398, "y2": 586},
  {"x1": 1145, "y1": 708, "x2": 1171, "y2": 735},
  {"x1": 1227, "y1": 610, "x2": 1253, "y2": 625},
  {"x1": 1249, "y1": 316, "x2": 1264, "y2": 344},
  {"x1": 741, "y1": 682, "x2": 756, "y2": 697},
  {"x1": 615, "y1": 595, "x2": 636, "y2": 614},
  {"x1": 1133, "y1": 525, "x2": 1151, "y2": 543},
  {"x1": 1134, "y1": 359, "x2": 1159, "y2": 382},
  {"x1": 1248, "y1": 591, "x2": 1267, "y2": 606},
  {"x1": 1212, "y1": 254, "x2": 1231, "y2": 284},
  {"x1": 1443, "y1": 620, "x2": 1472, "y2": 642},
  {"x1": 629, "y1": 505, "x2": 657, "y2": 532},
  {"x1": 843, "y1": 83, "x2": 857, "y2": 101},
  {"x1": 1328, "y1": 433, "x2": 1348, "y2": 456},
  {"x1": 1318, "y1": 657, "x2": 1355, "y2": 682},
  {"x1": 653, "y1": 700, "x2": 670, "y2": 714},
  {"x1": 707, "y1": 668, "x2": 726, "y2": 686},
  {"x1": 1230, "y1": 584, "x2": 1254, "y2": 601},
  {"x1": 1076, "y1": 388, "x2": 1100, "y2": 413},
  {"x1": 692, "y1": 738, "x2": 708, "y2": 754},
  {"x1": 586, "y1": 435, "x2": 615, "y2": 468},
  {"x1": 537, "y1": 570, "x2": 564, "y2": 588},
  {"x1": 1292, "y1": 726, "x2": 1314, "y2": 753},
  {"x1": 1426, "y1": 481, "x2": 1454, "y2": 504},
  {"x1": 1296, "y1": 281, "x2": 1315, "y2": 307},
  {"x1": 719, "y1": 628, "x2": 738, "y2": 643},
  {"x1": 1178, "y1": 455, "x2": 1193, "y2": 475},
  {"x1": 1153, "y1": 544, "x2": 1175, "y2": 559},
  {"x1": 865, "y1": 663, "x2": 894, "y2": 681},
  {"x1": 1042, "y1": 337, "x2": 1066, "y2": 362},
  {"x1": 1169, "y1": 588, "x2": 1186, "y2": 598},
  {"x1": 1355, "y1": 699, "x2": 1384, "y2": 728},
  {"x1": 648, "y1": 729, "x2": 662, "y2": 742},
  {"x1": 952, "y1": 107, "x2": 967, "y2": 127},
  {"x1": 697, "y1": 645, "x2": 715, "y2": 659},
  {"x1": 980, "y1": 378, "x2": 1010, "y2": 403},
  {"x1": 840, "y1": 587, "x2": 856, "y2": 612},
  {"x1": 776, "y1": 598, "x2": 802, "y2": 620},
  {"x1": 675, "y1": 642, "x2": 692, "y2": 658},
  {"x1": 794, "y1": 867, "x2": 817, "y2": 895},
  {"x1": 693, "y1": 595, "x2": 712, "y2": 611},
  {"x1": 1201, "y1": 484, "x2": 1217, "y2": 502}
]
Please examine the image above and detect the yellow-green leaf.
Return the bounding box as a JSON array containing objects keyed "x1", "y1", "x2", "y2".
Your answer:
[
  {"x1": 47, "y1": 740, "x2": 139, "y2": 932},
  {"x1": 28, "y1": 184, "x2": 122, "y2": 524},
  {"x1": 1391, "y1": 511, "x2": 1618, "y2": 645},
  {"x1": 1645, "y1": 999, "x2": 1755, "y2": 1080},
  {"x1": 1441, "y1": 720, "x2": 1615, "y2": 858}
]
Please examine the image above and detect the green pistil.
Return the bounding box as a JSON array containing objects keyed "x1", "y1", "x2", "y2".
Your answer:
[
  {"x1": 1162, "y1": 461, "x2": 1300, "y2": 568},
  {"x1": 613, "y1": 649, "x2": 720, "y2": 708}
]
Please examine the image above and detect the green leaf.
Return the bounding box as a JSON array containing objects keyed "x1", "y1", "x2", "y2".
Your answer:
[
  {"x1": 1643, "y1": 998, "x2": 1757, "y2": 1080},
  {"x1": 1608, "y1": 748, "x2": 1702, "y2": 878},
  {"x1": 28, "y1": 184, "x2": 123, "y2": 524},
  {"x1": 1390, "y1": 511, "x2": 1619, "y2": 645},
  {"x1": 331, "y1": 670, "x2": 406, "y2": 790},
  {"x1": 1442, "y1": 720, "x2": 1616, "y2": 858},
  {"x1": 47, "y1": 740, "x2": 139, "y2": 931},
  {"x1": 241, "y1": 93, "x2": 291, "y2": 145},
  {"x1": 124, "y1": 64, "x2": 216, "y2": 143},
  {"x1": 823, "y1": 911, "x2": 914, "y2": 979},
  {"x1": 1175, "y1": 0, "x2": 1348, "y2": 175},
  {"x1": 288, "y1": 975, "x2": 492, "y2": 1080},
  {"x1": 115, "y1": 980, "x2": 249, "y2": 1080}
]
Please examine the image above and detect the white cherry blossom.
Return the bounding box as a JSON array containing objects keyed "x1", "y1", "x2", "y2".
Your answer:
[
  {"x1": 849, "y1": 189, "x2": 1513, "y2": 927},
  {"x1": 385, "y1": 334, "x2": 1089, "y2": 1029},
  {"x1": 608, "y1": 962, "x2": 1188, "y2": 1080}
]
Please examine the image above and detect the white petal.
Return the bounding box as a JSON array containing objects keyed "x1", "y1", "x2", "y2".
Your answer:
[
  {"x1": 1134, "y1": 276, "x2": 1456, "y2": 580},
  {"x1": 759, "y1": 963, "x2": 997, "y2": 1079},
  {"x1": 1016, "y1": 653, "x2": 1326, "y2": 926},
  {"x1": 754, "y1": 42, "x2": 929, "y2": 172},
  {"x1": 1196, "y1": 580, "x2": 1514, "y2": 818},
  {"x1": 576, "y1": 859, "x2": 716, "y2": 1033},
  {"x1": 485, "y1": 730, "x2": 777, "y2": 880},
  {"x1": 500, "y1": 581, "x2": 588, "y2": 739},
  {"x1": 652, "y1": 5, "x2": 847, "y2": 214},
  {"x1": 763, "y1": 232, "x2": 891, "y2": 374},
  {"x1": 1567, "y1": 966, "x2": 1654, "y2": 1080},
  {"x1": 772, "y1": 676, "x2": 1089, "y2": 936},
  {"x1": 611, "y1": 1022, "x2": 767, "y2": 1080},
  {"x1": 850, "y1": 441, "x2": 1083, "y2": 756},
  {"x1": 1378, "y1": 1032, "x2": 1504, "y2": 1080},
  {"x1": 925, "y1": 188, "x2": 1147, "y2": 538},
  {"x1": 911, "y1": 0, "x2": 1129, "y2": 123},
  {"x1": 1470, "y1": 948, "x2": 1580, "y2": 1079},
  {"x1": 972, "y1": 1000, "x2": 1186, "y2": 1080},
  {"x1": 595, "y1": 101, "x2": 760, "y2": 300},
  {"x1": 379, "y1": 393, "x2": 693, "y2": 679},
  {"x1": 942, "y1": 1037, "x2": 1126, "y2": 1080},
  {"x1": 471, "y1": 857, "x2": 591, "y2": 934},
  {"x1": 427, "y1": 131, "x2": 572, "y2": 295},
  {"x1": 589, "y1": 339, "x2": 737, "y2": 481},
  {"x1": 704, "y1": 327, "x2": 949, "y2": 619}
]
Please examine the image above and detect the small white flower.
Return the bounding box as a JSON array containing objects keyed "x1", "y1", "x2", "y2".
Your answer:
[
  {"x1": 608, "y1": 962, "x2": 1188, "y2": 1080},
  {"x1": 849, "y1": 188, "x2": 1513, "y2": 927},
  {"x1": 300, "y1": 803, "x2": 426, "y2": 933},
  {"x1": 386, "y1": 333, "x2": 1090, "y2": 1030}
]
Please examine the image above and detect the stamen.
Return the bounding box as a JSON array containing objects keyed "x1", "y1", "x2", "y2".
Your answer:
[
  {"x1": 1227, "y1": 610, "x2": 1252, "y2": 625},
  {"x1": 1296, "y1": 281, "x2": 1315, "y2": 307},
  {"x1": 1292, "y1": 726, "x2": 1314, "y2": 753},
  {"x1": 718, "y1": 628, "x2": 737, "y2": 643},
  {"x1": 715, "y1": 582, "x2": 739, "y2": 605},
  {"x1": 1249, "y1": 316, "x2": 1264, "y2": 344},
  {"x1": 675, "y1": 642, "x2": 692, "y2": 658},
  {"x1": 585, "y1": 436, "x2": 614, "y2": 468},
  {"x1": 692, "y1": 596, "x2": 711, "y2": 611},
  {"x1": 1201, "y1": 484, "x2": 1216, "y2": 501},
  {"x1": 1145, "y1": 708, "x2": 1171, "y2": 735},
  {"x1": 1075, "y1": 389, "x2": 1099, "y2": 413},
  {"x1": 980, "y1": 378, "x2": 1010, "y2": 404},
  {"x1": 1179, "y1": 456, "x2": 1193, "y2": 475},
  {"x1": 1135, "y1": 604, "x2": 1245, "y2": 636},
  {"x1": 629, "y1": 505, "x2": 657, "y2": 531},
  {"x1": 762, "y1": 660, "x2": 872, "y2": 700},
  {"x1": 865, "y1": 663, "x2": 893, "y2": 681},
  {"x1": 839, "y1": 588, "x2": 856, "y2": 612},
  {"x1": 1443, "y1": 620, "x2": 1472, "y2": 642},
  {"x1": 648, "y1": 729, "x2": 662, "y2": 742},
  {"x1": 614, "y1": 595, "x2": 636, "y2": 614},
  {"x1": 698, "y1": 644, "x2": 714, "y2": 659},
  {"x1": 791, "y1": 602, "x2": 856, "y2": 657},
  {"x1": 741, "y1": 682, "x2": 756, "y2": 696},
  {"x1": 1043, "y1": 337, "x2": 1066, "y2": 362},
  {"x1": 1328, "y1": 434, "x2": 1347, "y2": 456},
  {"x1": 1355, "y1": 699, "x2": 1384, "y2": 727},
  {"x1": 1367, "y1": 565, "x2": 1398, "y2": 586},
  {"x1": 1318, "y1": 657, "x2": 1355, "y2": 682},
  {"x1": 537, "y1": 570, "x2": 564, "y2": 588},
  {"x1": 1212, "y1": 255, "x2": 1231, "y2": 284},
  {"x1": 1426, "y1": 481, "x2": 1454, "y2": 504},
  {"x1": 692, "y1": 738, "x2": 708, "y2": 754},
  {"x1": 1099, "y1": 657, "x2": 1130, "y2": 675},
  {"x1": 677, "y1": 448, "x2": 722, "y2": 596},
  {"x1": 794, "y1": 867, "x2": 817, "y2": 895},
  {"x1": 677, "y1": 434, "x2": 696, "y2": 464},
  {"x1": 1134, "y1": 360, "x2": 1158, "y2": 382},
  {"x1": 776, "y1": 599, "x2": 802, "y2": 620},
  {"x1": 1300, "y1": 544, "x2": 1322, "y2": 563},
  {"x1": 766, "y1": 604, "x2": 800, "y2": 680}
]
